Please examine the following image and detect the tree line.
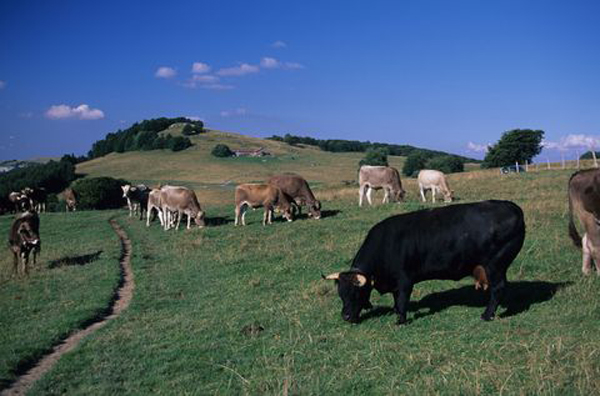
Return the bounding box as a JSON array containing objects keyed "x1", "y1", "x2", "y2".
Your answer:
[{"x1": 88, "y1": 117, "x2": 202, "y2": 159}]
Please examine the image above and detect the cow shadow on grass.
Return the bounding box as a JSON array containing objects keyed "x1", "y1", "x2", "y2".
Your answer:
[
  {"x1": 48, "y1": 250, "x2": 103, "y2": 269},
  {"x1": 290, "y1": 209, "x2": 342, "y2": 221},
  {"x1": 360, "y1": 281, "x2": 571, "y2": 323},
  {"x1": 206, "y1": 216, "x2": 234, "y2": 227}
]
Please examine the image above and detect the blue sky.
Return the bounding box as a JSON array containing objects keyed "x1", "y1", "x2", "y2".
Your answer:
[{"x1": 1, "y1": 0, "x2": 599, "y2": 161}]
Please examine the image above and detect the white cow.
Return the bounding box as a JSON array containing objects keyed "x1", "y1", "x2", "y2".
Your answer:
[{"x1": 418, "y1": 169, "x2": 454, "y2": 203}]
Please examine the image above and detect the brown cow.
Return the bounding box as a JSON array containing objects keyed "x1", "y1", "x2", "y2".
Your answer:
[
  {"x1": 159, "y1": 186, "x2": 205, "y2": 230},
  {"x1": 267, "y1": 174, "x2": 321, "y2": 219},
  {"x1": 64, "y1": 188, "x2": 78, "y2": 212},
  {"x1": 568, "y1": 168, "x2": 600, "y2": 275},
  {"x1": 146, "y1": 188, "x2": 165, "y2": 227},
  {"x1": 358, "y1": 166, "x2": 406, "y2": 207},
  {"x1": 8, "y1": 211, "x2": 41, "y2": 275},
  {"x1": 235, "y1": 184, "x2": 293, "y2": 226},
  {"x1": 8, "y1": 191, "x2": 30, "y2": 212}
]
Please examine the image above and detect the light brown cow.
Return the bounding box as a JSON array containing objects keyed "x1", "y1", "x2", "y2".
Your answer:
[
  {"x1": 64, "y1": 188, "x2": 78, "y2": 212},
  {"x1": 8, "y1": 211, "x2": 41, "y2": 275},
  {"x1": 358, "y1": 166, "x2": 405, "y2": 207},
  {"x1": 568, "y1": 168, "x2": 600, "y2": 275},
  {"x1": 234, "y1": 184, "x2": 293, "y2": 226},
  {"x1": 267, "y1": 174, "x2": 321, "y2": 219},
  {"x1": 418, "y1": 169, "x2": 454, "y2": 203},
  {"x1": 146, "y1": 188, "x2": 165, "y2": 227},
  {"x1": 159, "y1": 186, "x2": 205, "y2": 230}
]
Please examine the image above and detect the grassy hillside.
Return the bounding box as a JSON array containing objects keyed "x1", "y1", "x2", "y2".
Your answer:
[{"x1": 76, "y1": 129, "x2": 408, "y2": 204}]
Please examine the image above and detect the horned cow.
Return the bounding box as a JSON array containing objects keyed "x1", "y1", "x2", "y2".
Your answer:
[{"x1": 8, "y1": 211, "x2": 41, "y2": 275}]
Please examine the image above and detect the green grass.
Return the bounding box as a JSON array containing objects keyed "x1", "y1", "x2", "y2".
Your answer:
[
  {"x1": 1, "y1": 168, "x2": 596, "y2": 394},
  {"x1": 0, "y1": 211, "x2": 121, "y2": 388}
]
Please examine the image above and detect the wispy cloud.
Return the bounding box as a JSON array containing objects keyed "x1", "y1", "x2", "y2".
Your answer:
[
  {"x1": 192, "y1": 75, "x2": 220, "y2": 84},
  {"x1": 283, "y1": 61, "x2": 304, "y2": 70},
  {"x1": 542, "y1": 134, "x2": 600, "y2": 151},
  {"x1": 466, "y1": 142, "x2": 489, "y2": 153},
  {"x1": 0, "y1": 80, "x2": 5, "y2": 89},
  {"x1": 217, "y1": 63, "x2": 260, "y2": 77},
  {"x1": 192, "y1": 62, "x2": 211, "y2": 74},
  {"x1": 220, "y1": 107, "x2": 248, "y2": 117},
  {"x1": 260, "y1": 57, "x2": 280, "y2": 69},
  {"x1": 155, "y1": 66, "x2": 177, "y2": 79},
  {"x1": 182, "y1": 74, "x2": 234, "y2": 90},
  {"x1": 271, "y1": 40, "x2": 287, "y2": 48},
  {"x1": 45, "y1": 104, "x2": 105, "y2": 120}
]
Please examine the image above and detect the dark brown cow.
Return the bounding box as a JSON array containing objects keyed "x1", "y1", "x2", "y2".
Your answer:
[
  {"x1": 568, "y1": 168, "x2": 600, "y2": 275},
  {"x1": 235, "y1": 184, "x2": 293, "y2": 226},
  {"x1": 358, "y1": 166, "x2": 406, "y2": 206},
  {"x1": 267, "y1": 174, "x2": 321, "y2": 219},
  {"x1": 8, "y1": 211, "x2": 41, "y2": 275},
  {"x1": 8, "y1": 191, "x2": 30, "y2": 212},
  {"x1": 64, "y1": 188, "x2": 78, "y2": 212}
]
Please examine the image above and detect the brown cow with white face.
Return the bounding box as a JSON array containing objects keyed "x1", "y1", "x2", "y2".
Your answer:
[
  {"x1": 8, "y1": 211, "x2": 41, "y2": 275},
  {"x1": 568, "y1": 168, "x2": 600, "y2": 275},
  {"x1": 358, "y1": 166, "x2": 405, "y2": 207},
  {"x1": 64, "y1": 188, "x2": 78, "y2": 212},
  {"x1": 235, "y1": 184, "x2": 293, "y2": 226},
  {"x1": 267, "y1": 174, "x2": 321, "y2": 219},
  {"x1": 159, "y1": 186, "x2": 206, "y2": 230}
]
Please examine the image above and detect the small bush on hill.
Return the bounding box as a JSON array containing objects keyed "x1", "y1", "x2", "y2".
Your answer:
[
  {"x1": 212, "y1": 144, "x2": 234, "y2": 158},
  {"x1": 73, "y1": 177, "x2": 129, "y2": 210},
  {"x1": 359, "y1": 148, "x2": 389, "y2": 168},
  {"x1": 182, "y1": 123, "x2": 203, "y2": 136},
  {"x1": 403, "y1": 151, "x2": 429, "y2": 177},
  {"x1": 426, "y1": 156, "x2": 464, "y2": 174}
]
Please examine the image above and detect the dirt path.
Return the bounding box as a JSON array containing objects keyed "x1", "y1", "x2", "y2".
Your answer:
[{"x1": 1, "y1": 219, "x2": 134, "y2": 396}]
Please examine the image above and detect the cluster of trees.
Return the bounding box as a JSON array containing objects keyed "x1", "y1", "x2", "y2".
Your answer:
[
  {"x1": 73, "y1": 177, "x2": 129, "y2": 210},
  {"x1": 0, "y1": 157, "x2": 77, "y2": 200},
  {"x1": 88, "y1": 117, "x2": 201, "y2": 158},
  {"x1": 482, "y1": 129, "x2": 544, "y2": 168},
  {"x1": 402, "y1": 152, "x2": 464, "y2": 176},
  {"x1": 268, "y1": 133, "x2": 476, "y2": 162}
]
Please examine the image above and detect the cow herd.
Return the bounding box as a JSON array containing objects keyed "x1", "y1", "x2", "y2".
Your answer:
[{"x1": 4, "y1": 165, "x2": 600, "y2": 325}]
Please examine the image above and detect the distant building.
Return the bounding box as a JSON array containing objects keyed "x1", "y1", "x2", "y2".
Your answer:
[{"x1": 233, "y1": 147, "x2": 271, "y2": 157}]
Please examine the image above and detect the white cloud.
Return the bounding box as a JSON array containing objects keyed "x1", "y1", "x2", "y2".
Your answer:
[
  {"x1": 217, "y1": 63, "x2": 259, "y2": 76},
  {"x1": 45, "y1": 104, "x2": 105, "y2": 120},
  {"x1": 0, "y1": 80, "x2": 5, "y2": 89},
  {"x1": 283, "y1": 62, "x2": 304, "y2": 70},
  {"x1": 203, "y1": 84, "x2": 235, "y2": 90},
  {"x1": 543, "y1": 134, "x2": 600, "y2": 151},
  {"x1": 260, "y1": 57, "x2": 281, "y2": 69},
  {"x1": 192, "y1": 62, "x2": 211, "y2": 74},
  {"x1": 272, "y1": 40, "x2": 287, "y2": 48},
  {"x1": 192, "y1": 74, "x2": 219, "y2": 84},
  {"x1": 155, "y1": 66, "x2": 177, "y2": 78},
  {"x1": 467, "y1": 142, "x2": 489, "y2": 153},
  {"x1": 220, "y1": 107, "x2": 248, "y2": 117}
]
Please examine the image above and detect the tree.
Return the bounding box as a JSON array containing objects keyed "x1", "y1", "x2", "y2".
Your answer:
[
  {"x1": 211, "y1": 144, "x2": 234, "y2": 158},
  {"x1": 403, "y1": 151, "x2": 429, "y2": 177},
  {"x1": 426, "y1": 156, "x2": 464, "y2": 174},
  {"x1": 358, "y1": 148, "x2": 388, "y2": 168},
  {"x1": 482, "y1": 129, "x2": 544, "y2": 168},
  {"x1": 580, "y1": 151, "x2": 600, "y2": 160},
  {"x1": 73, "y1": 177, "x2": 129, "y2": 210}
]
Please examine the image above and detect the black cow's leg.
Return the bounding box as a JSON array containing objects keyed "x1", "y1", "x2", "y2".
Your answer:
[
  {"x1": 481, "y1": 271, "x2": 506, "y2": 321},
  {"x1": 393, "y1": 283, "x2": 413, "y2": 325}
]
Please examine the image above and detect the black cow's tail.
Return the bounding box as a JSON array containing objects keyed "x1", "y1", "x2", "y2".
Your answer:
[{"x1": 568, "y1": 193, "x2": 582, "y2": 248}]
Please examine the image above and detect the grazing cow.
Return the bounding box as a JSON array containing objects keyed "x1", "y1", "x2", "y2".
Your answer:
[
  {"x1": 418, "y1": 169, "x2": 454, "y2": 203},
  {"x1": 146, "y1": 188, "x2": 165, "y2": 227},
  {"x1": 324, "y1": 200, "x2": 525, "y2": 324},
  {"x1": 267, "y1": 174, "x2": 321, "y2": 219},
  {"x1": 64, "y1": 188, "x2": 78, "y2": 212},
  {"x1": 235, "y1": 184, "x2": 294, "y2": 226},
  {"x1": 121, "y1": 184, "x2": 150, "y2": 220},
  {"x1": 22, "y1": 187, "x2": 47, "y2": 213},
  {"x1": 8, "y1": 211, "x2": 41, "y2": 275},
  {"x1": 158, "y1": 186, "x2": 205, "y2": 230},
  {"x1": 8, "y1": 191, "x2": 30, "y2": 212},
  {"x1": 567, "y1": 168, "x2": 600, "y2": 275},
  {"x1": 358, "y1": 166, "x2": 406, "y2": 207}
]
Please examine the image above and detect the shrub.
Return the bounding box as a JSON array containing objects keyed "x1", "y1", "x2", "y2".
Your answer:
[
  {"x1": 359, "y1": 148, "x2": 388, "y2": 168},
  {"x1": 182, "y1": 123, "x2": 203, "y2": 136},
  {"x1": 212, "y1": 144, "x2": 234, "y2": 158},
  {"x1": 73, "y1": 177, "x2": 129, "y2": 210},
  {"x1": 426, "y1": 156, "x2": 464, "y2": 174},
  {"x1": 403, "y1": 151, "x2": 429, "y2": 177},
  {"x1": 169, "y1": 136, "x2": 193, "y2": 152}
]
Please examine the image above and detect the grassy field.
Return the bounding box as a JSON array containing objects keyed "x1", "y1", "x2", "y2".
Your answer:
[{"x1": 2, "y1": 165, "x2": 600, "y2": 394}]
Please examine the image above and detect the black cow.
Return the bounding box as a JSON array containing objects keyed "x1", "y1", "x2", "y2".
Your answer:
[
  {"x1": 324, "y1": 200, "x2": 525, "y2": 324},
  {"x1": 8, "y1": 211, "x2": 41, "y2": 275}
]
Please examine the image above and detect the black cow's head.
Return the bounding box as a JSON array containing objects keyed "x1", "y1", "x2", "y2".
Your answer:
[
  {"x1": 323, "y1": 271, "x2": 373, "y2": 323},
  {"x1": 18, "y1": 219, "x2": 40, "y2": 252}
]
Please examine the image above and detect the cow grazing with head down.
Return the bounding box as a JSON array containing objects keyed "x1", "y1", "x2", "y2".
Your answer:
[
  {"x1": 121, "y1": 184, "x2": 150, "y2": 220},
  {"x1": 568, "y1": 168, "x2": 600, "y2": 275},
  {"x1": 358, "y1": 166, "x2": 406, "y2": 207},
  {"x1": 64, "y1": 188, "x2": 78, "y2": 212},
  {"x1": 158, "y1": 186, "x2": 206, "y2": 230},
  {"x1": 418, "y1": 169, "x2": 454, "y2": 203},
  {"x1": 8, "y1": 211, "x2": 41, "y2": 275},
  {"x1": 324, "y1": 200, "x2": 525, "y2": 324},
  {"x1": 267, "y1": 174, "x2": 321, "y2": 219},
  {"x1": 235, "y1": 184, "x2": 294, "y2": 226}
]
